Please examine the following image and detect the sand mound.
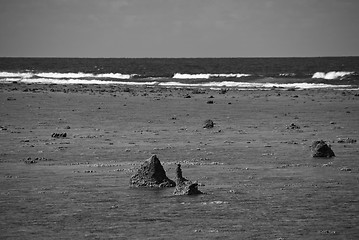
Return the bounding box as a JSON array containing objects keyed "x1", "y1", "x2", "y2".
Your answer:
[{"x1": 130, "y1": 155, "x2": 175, "y2": 188}]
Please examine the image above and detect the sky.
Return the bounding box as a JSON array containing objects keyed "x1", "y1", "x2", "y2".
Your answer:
[{"x1": 0, "y1": 0, "x2": 358, "y2": 57}]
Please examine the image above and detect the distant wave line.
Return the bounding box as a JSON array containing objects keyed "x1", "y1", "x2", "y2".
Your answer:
[{"x1": 0, "y1": 71, "x2": 355, "y2": 80}]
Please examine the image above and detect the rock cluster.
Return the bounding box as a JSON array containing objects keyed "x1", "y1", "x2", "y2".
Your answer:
[
  {"x1": 130, "y1": 155, "x2": 175, "y2": 188},
  {"x1": 52, "y1": 132, "x2": 67, "y2": 138},
  {"x1": 286, "y1": 123, "x2": 300, "y2": 129},
  {"x1": 311, "y1": 140, "x2": 335, "y2": 158},
  {"x1": 173, "y1": 164, "x2": 203, "y2": 195}
]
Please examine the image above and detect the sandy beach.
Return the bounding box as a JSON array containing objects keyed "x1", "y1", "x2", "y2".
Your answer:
[{"x1": 1, "y1": 83, "x2": 358, "y2": 239}]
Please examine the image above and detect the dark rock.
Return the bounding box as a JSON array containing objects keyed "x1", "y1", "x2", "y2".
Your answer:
[
  {"x1": 52, "y1": 132, "x2": 67, "y2": 138},
  {"x1": 206, "y1": 100, "x2": 214, "y2": 104},
  {"x1": 337, "y1": 138, "x2": 356, "y2": 144},
  {"x1": 203, "y1": 119, "x2": 214, "y2": 129},
  {"x1": 173, "y1": 164, "x2": 203, "y2": 195},
  {"x1": 311, "y1": 140, "x2": 335, "y2": 158},
  {"x1": 130, "y1": 155, "x2": 175, "y2": 188}
]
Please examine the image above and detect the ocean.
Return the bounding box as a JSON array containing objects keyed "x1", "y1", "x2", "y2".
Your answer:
[{"x1": 0, "y1": 57, "x2": 358, "y2": 90}]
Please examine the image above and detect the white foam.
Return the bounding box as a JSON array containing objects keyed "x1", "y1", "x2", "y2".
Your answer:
[
  {"x1": 10, "y1": 78, "x2": 158, "y2": 85},
  {"x1": 173, "y1": 73, "x2": 211, "y2": 79},
  {"x1": 312, "y1": 71, "x2": 354, "y2": 80},
  {"x1": 96, "y1": 73, "x2": 132, "y2": 79},
  {"x1": 158, "y1": 81, "x2": 352, "y2": 89},
  {"x1": 0, "y1": 72, "x2": 33, "y2": 78},
  {"x1": 173, "y1": 73, "x2": 250, "y2": 79},
  {"x1": 279, "y1": 73, "x2": 296, "y2": 77},
  {"x1": 35, "y1": 72, "x2": 94, "y2": 79}
]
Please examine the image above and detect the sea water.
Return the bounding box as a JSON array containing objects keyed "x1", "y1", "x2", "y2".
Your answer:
[{"x1": 0, "y1": 57, "x2": 358, "y2": 90}]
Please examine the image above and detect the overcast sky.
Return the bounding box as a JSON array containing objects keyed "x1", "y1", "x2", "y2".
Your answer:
[{"x1": 0, "y1": 0, "x2": 358, "y2": 57}]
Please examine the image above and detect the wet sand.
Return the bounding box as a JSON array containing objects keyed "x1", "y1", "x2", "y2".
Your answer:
[{"x1": 1, "y1": 83, "x2": 358, "y2": 239}]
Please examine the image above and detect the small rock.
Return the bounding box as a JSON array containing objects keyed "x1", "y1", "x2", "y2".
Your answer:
[{"x1": 203, "y1": 119, "x2": 214, "y2": 129}]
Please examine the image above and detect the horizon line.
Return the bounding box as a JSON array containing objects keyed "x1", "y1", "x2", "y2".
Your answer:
[{"x1": 1, "y1": 55, "x2": 359, "y2": 59}]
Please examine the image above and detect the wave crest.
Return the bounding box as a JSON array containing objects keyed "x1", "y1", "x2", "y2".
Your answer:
[
  {"x1": 312, "y1": 71, "x2": 353, "y2": 80},
  {"x1": 173, "y1": 73, "x2": 250, "y2": 79}
]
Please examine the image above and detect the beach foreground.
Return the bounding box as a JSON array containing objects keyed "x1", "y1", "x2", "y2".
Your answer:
[{"x1": 1, "y1": 83, "x2": 358, "y2": 239}]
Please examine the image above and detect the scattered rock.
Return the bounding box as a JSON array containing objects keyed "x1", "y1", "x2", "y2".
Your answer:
[
  {"x1": 173, "y1": 164, "x2": 203, "y2": 195},
  {"x1": 7, "y1": 97, "x2": 16, "y2": 101},
  {"x1": 192, "y1": 89, "x2": 205, "y2": 94},
  {"x1": 206, "y1": 100, "x2": 214, "y2": 104},
  {"x1": 130, "y1": 155, "x2": 175, "y2": 188},
  {"x1": 51, "y1": 132, "x2": 67, "y2": 138},
  {"x1": 286, "y1": 123, "x2": 300, "y2": 129},
  {"x1": 311, "y1": 140, "x2": 335, "y2": 158},
  {"x1": 203, "y1": 119, "x2": 214, "y2": 129},
  {"x1": 340, "y1": 167, "x2": 351, "y2": 172},
  {"x1": 24, "y1": 157, "x2": 37, "y2": 164},
  {"x1": 23, "y1": 157, "x2": 49, "y2": 164},
  {"x1": 219, "y1": 88, "x2": 227, "y2": 94},
  {"x1": 337, "y1": 138, "x2": 356, "y2": 144}
]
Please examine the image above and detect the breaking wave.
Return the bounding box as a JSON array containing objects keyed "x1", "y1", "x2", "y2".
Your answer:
[
  {"x1": 0, "y1": 71, "x2": 134, "y2": 79},
  {"x1": 173, "y1": 73, "x2": 251, "y2": 79},
  {"x1": 312, "y1": 71, "x2": 354, "y2": 80},
  {"x1": 0, "y1": 72, "x2": 33, "y2": 78}
]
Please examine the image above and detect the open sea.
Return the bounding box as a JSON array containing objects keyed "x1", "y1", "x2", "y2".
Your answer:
[{"x1": 0, "y1": 57, "x2": 358, "y2": 90}]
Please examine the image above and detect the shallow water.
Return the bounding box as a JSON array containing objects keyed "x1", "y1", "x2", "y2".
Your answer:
[{"x1": 1, "y1": 157, "x2": 358, "y2": 239}]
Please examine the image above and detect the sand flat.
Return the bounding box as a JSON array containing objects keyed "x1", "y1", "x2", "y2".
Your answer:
[{"x1": 1, "y1": 83, "x2": 358, "y2": 239}]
